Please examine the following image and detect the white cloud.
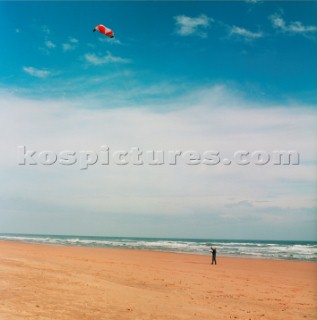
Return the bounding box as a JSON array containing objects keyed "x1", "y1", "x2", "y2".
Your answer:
[
  {"x1": 84, "y1": 52, "x2": 130, "y2": 65},
  {"x1": 99, "y1": 37, "x2": 122, "y2": 45},
  {"x1": 62, "y1": 43, "x2": 75, "y2": 52},
  {"x1": 62, "y1": 37, "x2": 79, "y2": 51},
  {"x1": 15, "y1": 28, "x2": 20, "y2": 33},
  {"x1": 22, "y1": 66, "x2": 51, "y2": 78},
  {"x1": 174, "y1": 14, "x2": 212, "y2": 38},
  {"x1": 230, "y1": 26, "x2": 263, "y2": 40},
  {"x1": 69, "y1": 37, "x2": 79, "y2": 43},
  {"x1": 270, "y1": 13, "x2": 317, "y2": 36},
  {"x1": 0, "y1": 86, "x2": 315, "y2": 238},
  {"x1": 45, "y1": 40, "x2": 56, "y2": 49}
]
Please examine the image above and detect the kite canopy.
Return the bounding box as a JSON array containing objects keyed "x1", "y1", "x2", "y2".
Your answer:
[{"x1": 93, "y1": 24, "x2": 114, "y2": 38}]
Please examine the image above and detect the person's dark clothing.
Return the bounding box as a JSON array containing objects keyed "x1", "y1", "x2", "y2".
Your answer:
[{"x1": 211, "y1": 248, "x2": 217, "y2": 265}]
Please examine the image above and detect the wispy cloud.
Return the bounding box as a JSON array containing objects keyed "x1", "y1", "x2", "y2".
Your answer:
[
  {"x1": 174, "y1": 14, "x2": 212, "y2": 38},
  {"x1": 62, "y1": 43, "x2": 75, "y2": 52},
  {"x1": 270, "y1": 13, "x2": 317, "y2": 37},
  {"x1": 69, "y1": 37, "x2": 78, "y2": 44},
  {"x1": 38, "y1": 24, "x2": 56, "y2": 53},
  {"x1": 99, "y1": 37, "x2": 123, "y2": 45},
  {"x1": 84, "y1": 52, "x2": 130, "y2": 65},
  {"x1": 230, "y1": 26, "x2": 263, "y2": 40},
  {"x1": 22, "y1": 66, "x2": 52, "y2": 78},
  {"x1": 62, "y1": 37, "x2": 79, "y2": 52},
  {"x1": 41, "y1": 25, "x2": 50, "y2": 35},
  {"x1": 45, "y1": 40, "x2": 56, "y2": 49}
]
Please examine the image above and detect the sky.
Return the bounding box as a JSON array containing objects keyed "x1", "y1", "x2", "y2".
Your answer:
[{"x1": 0, "y1": 1, "x2": 316, "y2": 240}]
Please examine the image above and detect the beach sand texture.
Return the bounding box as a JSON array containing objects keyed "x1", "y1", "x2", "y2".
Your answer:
[{"x1": 0, "y1": 241, "x2": 316, "y2": 320}]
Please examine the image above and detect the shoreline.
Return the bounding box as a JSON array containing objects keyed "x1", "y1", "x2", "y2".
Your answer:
[
  {"x1": 1, "y1": 240, "x2": 316, "y2": 319},
  {"x1": 1, "y1": 239, "x2": 316, "y2": 264},
  {"x1": 0, "y1": 239, "x2": 312, "y2": 261},
  {"x1": 1, "y1": 236, "x2": 316, "y2": 262}
]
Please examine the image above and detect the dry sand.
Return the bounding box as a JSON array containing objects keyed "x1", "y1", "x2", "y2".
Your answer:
[{"x1": 0, "y1": 241, "x2": 316, "y2": 320}]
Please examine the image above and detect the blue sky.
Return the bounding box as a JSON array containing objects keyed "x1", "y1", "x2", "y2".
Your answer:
[
  {"x1": 0, "y1": 1, "x2": 316, "y2": 240},
  {"x1": 1, "y1": 1, "x2": 317, "y2": 102}
]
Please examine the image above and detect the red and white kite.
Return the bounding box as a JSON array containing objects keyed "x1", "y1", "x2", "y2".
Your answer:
[{"x1": 93, "y1": 24, "x2": 114, "y2": 38}]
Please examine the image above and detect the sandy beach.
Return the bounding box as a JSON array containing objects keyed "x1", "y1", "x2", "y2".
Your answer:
[{"x1": 0, "y1": 241, "x2": 316, "y2": 320}]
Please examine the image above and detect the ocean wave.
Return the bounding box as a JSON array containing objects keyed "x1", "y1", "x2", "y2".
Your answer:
[{"x1": 0, "y1": 234, "x2": 316, "y2": 261}]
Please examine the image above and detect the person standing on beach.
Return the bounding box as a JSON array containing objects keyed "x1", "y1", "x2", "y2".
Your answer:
[{"x1": 210, "y1": 247, "x2": 217, "y2": 265}]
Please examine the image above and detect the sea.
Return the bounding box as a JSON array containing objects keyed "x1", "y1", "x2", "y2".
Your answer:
[{"x1": 0, "y1": 233, "x2": 316, "y2": 262}]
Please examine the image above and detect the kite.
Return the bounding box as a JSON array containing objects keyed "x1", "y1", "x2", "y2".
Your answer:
[{"x1": 93, "y1": 24, "x2": 114, "y2": 38}]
